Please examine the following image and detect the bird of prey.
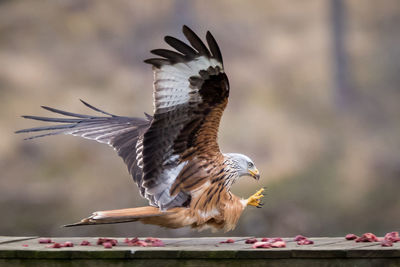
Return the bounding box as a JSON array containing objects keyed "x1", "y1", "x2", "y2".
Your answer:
[{"x1": 17, "y1": 26, "x2": 264, "y2": 232}]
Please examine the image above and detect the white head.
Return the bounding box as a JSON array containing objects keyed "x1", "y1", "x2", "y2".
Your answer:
[{"x1": 224, "y1": 153, "x2": 260, "y2": 180}]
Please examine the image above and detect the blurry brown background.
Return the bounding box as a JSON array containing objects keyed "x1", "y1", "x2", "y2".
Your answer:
[{"x1": 1, "y1": 0, "x2": 400, "y2": 238}]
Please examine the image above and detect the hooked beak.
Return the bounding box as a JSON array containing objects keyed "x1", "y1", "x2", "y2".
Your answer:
[{"x1": 248, "y1": 168, "x2": 260, "y2": 180}]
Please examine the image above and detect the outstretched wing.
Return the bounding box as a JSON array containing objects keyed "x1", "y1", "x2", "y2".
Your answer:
[
  {"x1": 16, "y1": 100, "x2": 151, "y2": 196},
  {"x1": 142, "y1": 26, "x2": 230, "y2": 209}
]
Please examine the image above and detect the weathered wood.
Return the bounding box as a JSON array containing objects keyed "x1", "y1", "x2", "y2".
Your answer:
[
  {"x1": 0, "y1": 236, "x2": 37, "y2": 244},
  {"x1": 0, "y1": 236, "x2": 399, "y2": 266}
]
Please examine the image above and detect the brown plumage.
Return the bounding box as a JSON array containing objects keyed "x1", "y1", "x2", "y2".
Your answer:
[{"x1": 16, "y1": 25, "x2": 264, "y2": 232}]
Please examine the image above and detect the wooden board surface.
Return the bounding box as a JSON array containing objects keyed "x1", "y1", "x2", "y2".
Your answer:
[{"x1": 0, "y1": 236, "x2": 399, "y2": 259}]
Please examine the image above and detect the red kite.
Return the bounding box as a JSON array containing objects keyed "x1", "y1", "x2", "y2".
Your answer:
[{"x1": 17, "y1": 26, "x2": 264, "y2": 232}]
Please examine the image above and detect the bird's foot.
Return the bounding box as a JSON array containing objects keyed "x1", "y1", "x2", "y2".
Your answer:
[{"x1": 247, "y1": 187, "x2": 265, "y2": 208}]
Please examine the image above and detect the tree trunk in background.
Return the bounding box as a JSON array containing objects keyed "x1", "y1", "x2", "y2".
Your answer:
[{"x1": 330, "y1": 0, "x2": 353, "y2": 109}]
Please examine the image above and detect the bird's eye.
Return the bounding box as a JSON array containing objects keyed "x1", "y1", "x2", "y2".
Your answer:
[{"x1": 248, "y1": 162, "x2": 254, "y2": 168}]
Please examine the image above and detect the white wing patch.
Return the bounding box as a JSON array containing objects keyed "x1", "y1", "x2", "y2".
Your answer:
[{"x1": 153, "y1": 56, "x2": 223, "y2": 113}]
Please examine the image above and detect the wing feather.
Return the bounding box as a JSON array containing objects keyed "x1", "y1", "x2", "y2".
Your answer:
[
  {"x1": 206, "y1": 31, "x2": 223, "y2": 64},
  {"x1": 143, "y1": 58, "x2": 170, "y2": 68},
  {"x1": 182, "y1": 25, "x2": 211, "y2": 57},
  {"x1": 150, "y1": 49, "x2": 186, "y2": 64},
  {"x1": 141, "y1": 25, "x2": 229, "y2": 210},
  {"x1": 17, "y1": 102, "x2": 152, "y2": 202},
  {"x1": 164, "y1": 36, "x2": 197, "y2": 58}
]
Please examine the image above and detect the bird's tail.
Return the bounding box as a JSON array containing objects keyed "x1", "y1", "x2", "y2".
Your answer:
[{"x1": 63, "y1": 206, "x2": 172, "y2": 227}]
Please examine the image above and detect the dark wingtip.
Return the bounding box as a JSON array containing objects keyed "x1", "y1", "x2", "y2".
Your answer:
[
  {"x1": 182, "y1": 25, "x2": 193, "y2": 38},
  {"x1": 182, "y1": 25, "x2": 211, "y2": 57},
  {"x1": 144, "y1": 58, "x2": 169, "y2": 68},
  {"x1": 79, "y1": 99, "x2": 115, "y2": 117},
  {"x1": 164, "y1": 35, "x2": 197, "y2": 59},
  {"x1": 206, "y1": 30, "x2": 223, "y2": 64},
  {"x1": 143, "y1": 58, "x2": 159, "y2": 67}
]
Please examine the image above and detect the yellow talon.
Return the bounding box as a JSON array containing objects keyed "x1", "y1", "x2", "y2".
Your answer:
[{"x1": 247, "y1": 188, "x2": 265, "y2": 208}]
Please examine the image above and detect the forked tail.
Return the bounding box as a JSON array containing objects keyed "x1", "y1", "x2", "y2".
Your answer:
[{"x1": 64, "y1": 206, "x2": 172, "y2": 227}]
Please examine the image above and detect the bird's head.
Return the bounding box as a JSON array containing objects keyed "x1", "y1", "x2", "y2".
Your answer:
[{"x1": 224, "y1": 153, "x2": 260, "y2": 180}]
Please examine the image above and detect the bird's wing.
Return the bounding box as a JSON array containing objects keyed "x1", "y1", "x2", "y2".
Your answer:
[
  {"x1": 142, "y1": 26, "x2": 230, "y2": 209},
  {"x1": 16, "y1": 100, "x2": 151, "y2": 195}
]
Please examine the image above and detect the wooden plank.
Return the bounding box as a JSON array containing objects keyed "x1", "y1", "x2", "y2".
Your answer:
[
  {"x1": 0, "y1": 236, "x2": 37, "y2": 245},
  {"x1": 347, "y1": 242, "x2": 400, "y2": 258},
  {"x1": 0, "y1": 236, "x2": 399, "y2": 261},
  {"x1": 1, "y1": 258, "x2": 399, "y2": 267}
]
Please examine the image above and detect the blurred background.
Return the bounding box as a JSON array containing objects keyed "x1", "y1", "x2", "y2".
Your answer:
[{"x1": 1, "y1": 0, "x2": 400, "y2": 238}]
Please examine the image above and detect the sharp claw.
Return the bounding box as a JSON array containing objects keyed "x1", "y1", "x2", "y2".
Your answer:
[{"x1": 247, "y1": 188, "x2": 267, "y2": 207}]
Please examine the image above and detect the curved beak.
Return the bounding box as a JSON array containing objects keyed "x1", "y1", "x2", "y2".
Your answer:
[{"x1": 249, "y1": 168, "x2": 260, "y2": 180}]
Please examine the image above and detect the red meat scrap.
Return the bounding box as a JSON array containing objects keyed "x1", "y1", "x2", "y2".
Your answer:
[
  {"x1": 46, "y1": 243, "x2": 62, "y2": 248},
  {"x1": 125, "y1": 238, "x2": 146, "y2": 247},
  {"x1": 245, "y1": 238, "x2": 258, "y2": 244},
  {"x1": 220, "y1": 238, "x2": 235, "y2": 244},
  {"x1": 262, "y1": 237, "x2": 283, "y2": 242},
  {"x1": 252, "y1": 242, "x2": 272, "y2": 249},
  {"x1": 62, "y1": 241, "x2": 74, "y2": 247},
  {"x1": 345, "y1": 234, "x2": 358, "y2": 240},
  {"x1": 384, "y1": 231, "x2": 400, "y2": 242},
  {"x1": 124, "y1": 237, "x2": 164, "y2": 247},
  {"x1": 381, "y1": 240, "x2": 393, "y2": 247},
  {"x1": 251, "y1": 238, "x2": 287, "y2": 249},
  {"x1": 80, "y1": 240, "x2": 91, "y2": 246},
  {"x1": 270, "y1": 240, "x2": 286, "y2": 248},
  {"x1": 294, "y1": 235, "x2": 314, "y2": 245},
  {"x1": 294, "y1": 235, "x2": 307, "y2": 241},
  {"x1": 103, "y1": 242, "x2": 113, "y2": 249},
  {"x1": 97, "y1": 238, "x2": 118, "y2": 246},
  {"x1": 45, "y1": 241, "x2": 74, "y2": 248},
  {"x1": 355, "y1": 233, "x2": 379, "y2": 242},
  {"x1": 297, "y1": 239, "x2": 314, "y2": 245},
  {"x1": 124, "y1": 237, "x2": 139, "y2": 244},
  {"x1": 38, "y1": 238, "x2": 53, "y2": 244},
  {"x1": 145, "y1": 237, "x2": 165, "y2": 247}
]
